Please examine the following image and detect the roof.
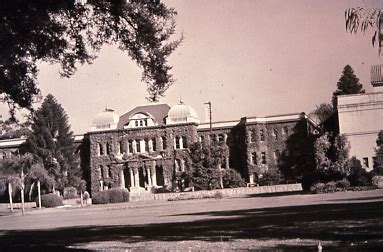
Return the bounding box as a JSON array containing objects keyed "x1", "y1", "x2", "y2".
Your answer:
[{"x1": 117, "y1": 103, "x2": 171, "y2": 129}]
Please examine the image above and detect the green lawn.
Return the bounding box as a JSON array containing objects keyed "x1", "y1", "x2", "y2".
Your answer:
[{"x1": 1, "y1": 189, "x2": 383, "y2": 251}]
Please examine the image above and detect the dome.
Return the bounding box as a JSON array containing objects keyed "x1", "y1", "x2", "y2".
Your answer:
[
  {"x1": 91, "y1": 108, "x2": 119, "y2": 131},
  {"x1": 166, "y1": 100, "x2": 199, "y2": 125}
]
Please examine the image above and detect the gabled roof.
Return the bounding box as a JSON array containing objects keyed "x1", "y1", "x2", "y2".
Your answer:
[{"x1": 117, "y1": 103, "x2": 171, "y2": 129}]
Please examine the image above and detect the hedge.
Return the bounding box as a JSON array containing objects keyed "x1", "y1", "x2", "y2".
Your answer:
[
  {"x1": 92, "y1": 188, "x2": 129, "y2": 204},
  {"x1": 38, "y1": 193, "x2": 63, "y2": 208}
]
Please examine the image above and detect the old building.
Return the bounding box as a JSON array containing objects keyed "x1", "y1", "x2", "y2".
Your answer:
[
  {"x1": 82, "y1": 101, "x2": 318, "y2": 194},
  {"x1": 338, "y1": 65, "x2": 383, "y2": 171},
  {"x1": 0, "y1": 99, "x2": 318, "y2": 195}
]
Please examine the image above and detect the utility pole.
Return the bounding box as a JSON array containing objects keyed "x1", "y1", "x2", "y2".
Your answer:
[{"x1": 204, "y1": 101, "x2": 212, "y2": 134}]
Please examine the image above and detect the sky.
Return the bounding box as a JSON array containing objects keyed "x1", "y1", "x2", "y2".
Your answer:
[{"x1": 1, "y1": 0, "x2": 382, "y2": 134}]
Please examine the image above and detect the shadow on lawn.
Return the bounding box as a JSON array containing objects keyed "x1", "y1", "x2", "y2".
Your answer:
[{"x1": 1, "y1": 200, "x2": 383, "y2": 251}]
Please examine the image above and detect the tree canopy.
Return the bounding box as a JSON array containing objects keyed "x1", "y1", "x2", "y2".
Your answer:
[
  {"x1": 345, "y1": 7, "x2": 382, "y2": 55},
  {"x1": 332, "y1": 65, "x2": 365, "y2": 108},
  {"x1": 0, "y1": 0, "x2": 182, "y2": 117}
]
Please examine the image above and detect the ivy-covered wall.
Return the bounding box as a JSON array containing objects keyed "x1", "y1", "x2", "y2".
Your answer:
[{"x1": 85, "y1": 123, "x2": 199, "y2": 194}]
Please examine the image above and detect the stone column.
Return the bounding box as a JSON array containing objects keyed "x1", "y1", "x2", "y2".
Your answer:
[
  {"x1": 150, "y1": 161, "x2": 157, "y2": 186},
  {"x1": 146, "y1": 165, "x2": 152, "y2": 186},
  {"x1": 129, "y1": 168, "x2": 134, "y2": 187},
  {"x1": 132, "y1": 140, "x2": 137, "y2": 153},
  {"x1": 134, "y1": 167, "x2": 140, "y2": 188},
  {"x1": 119, "y1": 167, "x2": 125, "y2": 189},
  {"x1": 149, "y1": 139, "x2": 153, "y2": 152},
  {"x1": 249, "y1": 174, "x2": 254, "y2": 184},
  {"x1": 226, "y1": 156, "x2": 230, "y2": 169}
]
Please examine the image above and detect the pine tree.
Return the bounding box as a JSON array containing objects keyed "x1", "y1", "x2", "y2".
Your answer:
[
  {"x1": 332, "y1": 65, "x2": 365, "y2": 108},
  {"x1": 26, "y1": 94, "x2": 80, "y2": 191}
]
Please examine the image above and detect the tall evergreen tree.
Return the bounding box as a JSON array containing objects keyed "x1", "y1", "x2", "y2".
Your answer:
[
  {"x1": 332, "y1": 65, "x2": 365, "y2": 108},
  {"x1": 26, "y1": 94, "x2": 80, "y2": 191}
]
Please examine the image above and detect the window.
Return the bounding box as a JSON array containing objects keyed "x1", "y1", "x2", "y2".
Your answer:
[
  {"x1": 200, "y1": 135, "x2": 204, "y2": 142},
  {"x1": 108, "y1": 166, "x2": 112, "y2": 178},
  {"x1": 99, "y1": 165, "x2": 103, "y2": 179},
  {"x1": 135, "y1": 120, "x2": 139, "y2": 127},
  {"x1": 250, "y1": 131, "x2": 256, "y2": 143},
  {"x1": 363, "y1": 157, "x2": 369, "y2": 168},
  {"x1": 144, "y1": 139, "x2": 150, "y2": 153},
  {"x1": 283, "y1": 126, "x2": 289, "y2": 135},
  {"x1": 139, "y1": 120, "x2": 143, "y2": 127},
  {"x1": 182, "y1": 136, "x2": 187, "y2": 148},
  {"x1": 175, "y1": 136, "x2": 181, "y2": 149},
  {"x1": 128, "y1": 140, "x2": 133, "y2": 154},
  {"x1": 136, "y1": 140, "x2": 141, "y2": 153},
  {"x1": 251, "y1": 152, "x2": 257, "y2": 165},
  {"x1": 144, "y1": 119, "x2": 148, "y2": 126},
  {"x1": 99, "y1": 143, "x2": 104, "y2": 156},
  {"x1": 218, "y1": 134, "x2": 225, "y2": 143},
  {"x1": 162, "y1": 136, "x2": 167, "y2": 150},
  {"x1": 106, "y1": 143, "x2": 110, "y2": 155},
  {"x1": 175, "y1": 159, "x2": 181, "y2": 172},
  {"x1": 261, "y1": 152, "x2": 267, "y2": 165},
  {"x1": 210, "y1": 134, "x2": 216, "y2": 143},
  {"x1": 152, "y1": 138, "x2": 156, "y2": 151},
  {"x1": 260, "y1": 129, "x2": 265, "y2": 142},
  {"x1": 273, "y1": 128, "x2": 279, "y2": 139}
]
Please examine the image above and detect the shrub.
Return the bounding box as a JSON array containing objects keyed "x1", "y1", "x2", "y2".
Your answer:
[
  {"x1": 214, "y1": 191, "x2": 223, "y2": 199},
  {"x1": 92, "y1": 188, "x2": 129, "y2": 204},
  {"x1": 83, "y1": 191, "x2": 90, "y2": 200},
  {"x1": 258, "y1": 170, "x2": 281, "y2": 186},
  {"x1": 336, "y1": 179, "x2": 350, "y2": 191},
  {"x1": 325, "y1": 181, "x2": 337, "y2": 193},
  {"x1": 38, "y1": 193, "x2": 63, "y2": 208},
  {"x1": 63, "y1": 186, "x2": 78, "y2": 199},
  {"x1": 348, "y1": 157, "x2": 372, "y2": 186},
  {"x1": 310, "y1": 183, "x2": 326, "y2": 194},
  {"x1": 372, "y1": 176, "x2": 383, "y2": 188},
  {"x1": 222, "y1": 169, "x2": 246, "y2": 188}
]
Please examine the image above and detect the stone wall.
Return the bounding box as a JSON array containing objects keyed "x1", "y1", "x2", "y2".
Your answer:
[{"x1": 133, "y1": 183, "x2": 303, "y2": 201}]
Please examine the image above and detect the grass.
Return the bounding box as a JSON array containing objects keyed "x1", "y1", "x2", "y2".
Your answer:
[{"x1": 1, "y1": 189, "x2": 383, "y2": 251}]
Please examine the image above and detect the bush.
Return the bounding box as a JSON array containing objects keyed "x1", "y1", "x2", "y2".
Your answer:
[
  {"x1": 310, "y1": 183, "x2": 326, "y2": 194},
  {"x1": 214, "y1": 191, "x2": 223, "y2": 199},
  {"x1": 336, "y1": 179, "x2": 350, "y2": 191},
  {"x1": 83, "y1": 191, "x2": 90, "y2": 200},
  {"x1": 258, "y1": 170, "x2": 281, "y2": 186},
  {"x1": 38, "y1": 193, "x2": 63, "y2": 208},
  {"x1": 63, "y1": 186, "x2": 78, "y2": 199},
  {"x1": 92, "y1": 188, "x2": 129, "y2": 204},
  {"x1": 325, "y1": 181, "x2": 337, "y2": 193},
  {"x1": 222, "y1": 169, "x2": 246, "y2": 188},
  {"x1": 348, "y1": 158, "x2": 372, "y2": 186}
]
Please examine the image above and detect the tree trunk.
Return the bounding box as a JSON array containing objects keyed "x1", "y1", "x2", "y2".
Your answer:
[
  {"x1": 80, "y1": 191, "x2": 84, "y2": 207},
  {"x1": 21, "y1": 184, "x2": 25, "y2": 215},
  {"x1": 8, "y1": 182, "x2": 13, "y2": 212},
  {"x1": 37, "y1": 180, "x2": 41, "y2": 209},
  {"x1": 29, "y1": 182, "x2": 35, "y2": 202}
]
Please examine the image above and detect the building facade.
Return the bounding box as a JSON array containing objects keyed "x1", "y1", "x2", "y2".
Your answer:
[
  {"x1": 338, "y1": 65, "x2": 383, "y2": 171},
  {"x1": 82, "y1": 101, "x2": 318, "y2": 194}
]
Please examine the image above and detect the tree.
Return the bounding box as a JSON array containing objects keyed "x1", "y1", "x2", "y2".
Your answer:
[
  {"x1": 313, "y1": 103, "x2": 334, "y2": 124},
  {"x1": 189, "y1": 141, "x2": 229, "y2": 190},
  {"x1": 0, "y1": 154, "x2": 34, "y2": 213},
  {"x1": 314, "y1": 133, "x2": 350, "y2": 182},
  {"x1": 345, "y1": 8, "x2": 383, "y2": 55},
  {"x1": 26, "y1": 163, "x2": 54, "y2": 208},
  {"x1": 0, "y1": 0, "x2": 182, "y2": 117},
  {"x1": 25, "y1": 94, "x2": 80, "y2": 191},
  {"x1": 332, "y1": 65, "x2": 365, "y2": 108},
  {"x1": 279, "y1": 118, "x2": 316, "y2": 189}
]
